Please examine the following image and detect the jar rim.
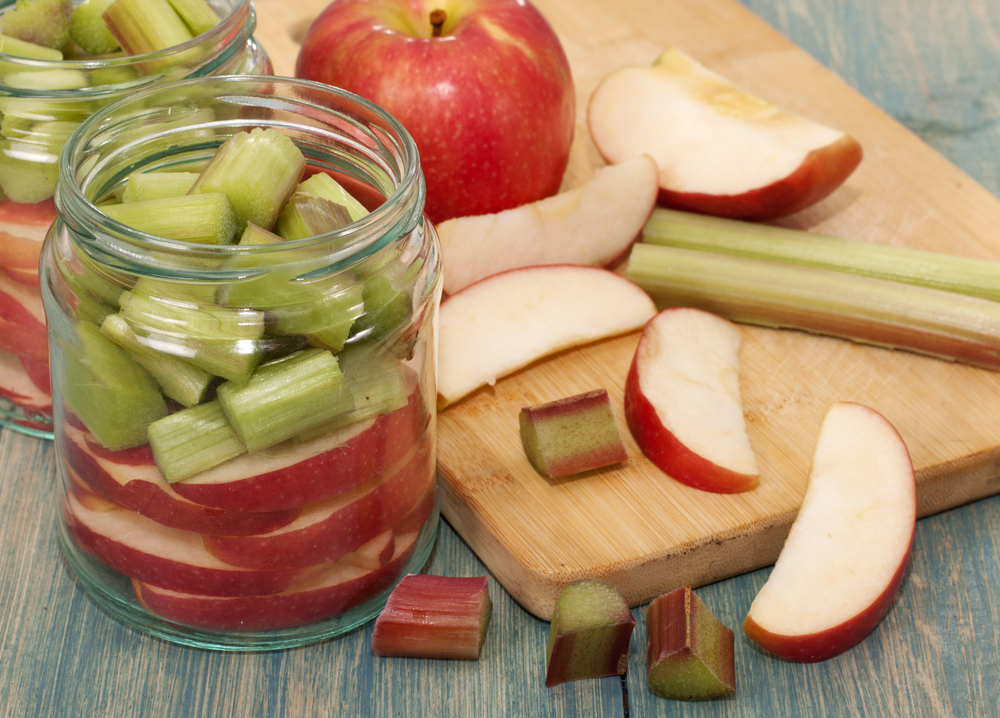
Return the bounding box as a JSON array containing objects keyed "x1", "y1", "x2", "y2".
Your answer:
[
  {"x1": 0, "y1": 0, "x2": 256, "y2": 94},
  {"x1": 56, "y1": 75, "x2": 425, "y2": 278}
]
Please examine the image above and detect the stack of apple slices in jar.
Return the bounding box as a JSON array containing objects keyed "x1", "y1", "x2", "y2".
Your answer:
[{"x1": 57, "y1": 127, "x2": 437, "y2": 631}]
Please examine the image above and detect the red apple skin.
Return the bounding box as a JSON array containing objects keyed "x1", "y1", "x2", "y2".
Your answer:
[
  {"x1": 654, "y1": 135, "x2": 863, "y2": 220},
  {"x1": 60, "y1": 421, "x2": 301, "y2": 537},
  {"x1": 741, "y1": 531, "x2": 914, "y2": 662},
  {"x1": 295, "y1": 0, "x2": 575, "y2": 224},
  {"x1": 623, "y1": 357, "x2": 759, "y2": 494},
  {"x1": 201, "y1": 435, "x2": 435, "y2": 570},
  {"x1": 0, "y1": 350, "x2": 52, "y2": 413},
  {"x1": 63, "y1": 489, "x2": 326, "y2": 597},
  {"x1": 133, "y1": 530, "x2": 420, "y2": 631}
]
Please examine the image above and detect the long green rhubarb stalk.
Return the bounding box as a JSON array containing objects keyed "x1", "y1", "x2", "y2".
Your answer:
[
  {"x1": 626, "y1": 243, "x2": 1000, "y2": 371},
  {"x1": 643, "y1": 208, "x2": 1000, "y2": 302}
]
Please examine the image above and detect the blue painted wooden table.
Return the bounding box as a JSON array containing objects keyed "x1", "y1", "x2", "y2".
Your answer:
[{"x1": 3, "y1": 0, "x2": 1000, "y2": 715}]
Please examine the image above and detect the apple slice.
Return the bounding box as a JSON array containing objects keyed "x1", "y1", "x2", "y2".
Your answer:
[
  {"x1": 202, "y1": 436, "x2": 435, "y2": 570},
  {"x1": 0, "y1": 349, "x2": 52, "y2": 413},
  {"x1": 63, "y1": 488, "x2": 327, "y2": 597},
  {"x1": 437, "y1": 265, "x2": 657, "y2": 409},
  {"x1": 588, "y1": 47, "x2": 863, "y2": 220},
  {"x1": 624, "y1": 307, "x2": 758, "y2": 493},
  {"x1": 545, "y1": 578, "x2": 636, "y2": 687},
  {"x1": 133, "y1": 530, "x2": 419, "y2": 631},
  {"x1": 743, "y1": 402, "x2": 916, "y2": 662},
  {"x1": 436, "y1": 155, "x2": 658, "y2": 296},
  {"x1": 61, "y1": 420, "x2": 300, "y2": 537}
]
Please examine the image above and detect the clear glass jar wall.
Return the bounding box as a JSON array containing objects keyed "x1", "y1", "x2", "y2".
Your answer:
[
  {"x1": 39, "y1": 76, "x2": 442, "y2": 650},
  {"x1": 0, "y1": 0, "x2": 270, "y2": 437}
]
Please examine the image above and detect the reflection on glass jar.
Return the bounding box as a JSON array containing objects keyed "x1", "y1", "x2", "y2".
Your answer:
[
  {"x1": 0, "y1": 0, "x2": 270, "y2": 437},
  {"x1": 40, "y1": 76, "x2": 442, "y2": 650}
]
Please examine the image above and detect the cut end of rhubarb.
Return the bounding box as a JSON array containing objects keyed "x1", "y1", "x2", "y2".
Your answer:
[
  {"x1": 519, "y1": 388, "x2": 628, "y2": 479},
  {"x1": 371, "y1": 574, "x2": 492, "y2": 660},
  {"x1": 646, "y1": 586, "x2": 736, "y2": 701},
  {"x1": 545, "y1": 578, "x2": 636, "y2": 688}
]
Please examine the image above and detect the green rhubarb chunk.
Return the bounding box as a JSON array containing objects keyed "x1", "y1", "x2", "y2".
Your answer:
[
  {"x1": 0, "y1": 138, "x2": 57, "y2": 203},
  {"x1": 520, "y1": 388, "x2": 628, "y2": 479},
  {"x1": 294, "y1": 172, "x2": 370, "y2": 223},
  {"x1": 165, "y1": 0, "x2": 219, "y2": 36},
  {"x1": 68, "y1": 0, "x2": 120, "y2": 54},
  {"x1": 147, "y1": 401, "x2": 246, "y2": 482},
  {"x1": 101, "y1": 313, "x2": 213, "y2": 408},
  {"x1": 102, "y1": 192, "x2": 240, "y2": 244},
  {"x1": 274, "y1": 193, "x2": 352, "y2": 241},
  {"x1": 216, "y1": 347, "x2": 351, "y2": 452},
  {"x1": 189, "y1": 127, "x2": 306, "y2": 232},
  {"x1": 276, "y1": 280, "x2": 365, "y2": 351},
  {"x1": 646, "y1": 586, "x2": 736, "y2": 701},
  {"x1": 0, "y1": 0, "x2": 73, "y2": 52},
  {"x1": 62, "y1": 320, "x2": 169, "y2": 450},
  {"x1": 349, "y1": 273, "x2": 413, "y2": 345},
  {"x1": 292, "y1": 347, "x2": 407, "y2": 442},
  {"x1": 121, "y1": 171, "x2": 200, "y2": 203},
  {"x1": 120, "y1": 289, "x2": 264, "y2": 383},
  {"x1": 0, "y1": 33, "x2": 63, "y2": 59},
  {"x1": 101, "y1": 0, "x2": 193, "y2": 55},
  {"x1": 545, "y1": 578, "x2": 636, "y2": 688}
]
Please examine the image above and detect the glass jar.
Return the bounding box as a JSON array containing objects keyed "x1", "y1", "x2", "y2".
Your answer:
[
  {"x1": 0, "y1": 0, "x2": 270, "y2": 438},
  {"x1": 40, "y1": 76, "x2": 442, "y2": 650}
]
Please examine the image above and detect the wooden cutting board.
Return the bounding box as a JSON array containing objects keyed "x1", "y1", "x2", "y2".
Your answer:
[{"x1": 255, "y1": 0, "x2": 1000, "y2": 620}]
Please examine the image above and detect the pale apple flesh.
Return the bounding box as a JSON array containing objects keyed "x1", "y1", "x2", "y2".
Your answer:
[
  {"x1": 624, "y1": 307, "x2": 758, "y2": 493},
  {"x1": 436, "y1": 155, "x2": 658, "y2": 296},
  {"x1": 743, "y1": 402, "x2": 916, "y2": 662},
  {"x1": 587, "y1": 47, "x2": 863, "y2": 220},
  {"x1": 436, "y1": 265, "x2": 657, "y2": 409},
  {"x1": 519, "y1": 388, "x2": 628, "y2": 479}
]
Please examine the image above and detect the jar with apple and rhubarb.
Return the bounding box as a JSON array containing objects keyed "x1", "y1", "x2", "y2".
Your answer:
[
  {"x1": 0, "y1": 0, "x2": 271, "y2": 438},
  {"x1": 40, "y1": 76, "x2": 442, "y2": 650}
]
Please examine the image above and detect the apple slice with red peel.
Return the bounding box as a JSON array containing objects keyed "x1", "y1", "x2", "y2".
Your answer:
[
  {"x1": 624, "y1": 307, "x2": 758, "y2": 493},
  {"x1": 0, "y1": 349, "x2": 52, "y2": 413},
  {"x1": 134, "y1": 530, "x2": 420, "y2": 632},
  {"x1": 63, "y1": 488, "x2": 327, "y2": 597},
  {"x1": 545, "y1": 578, "x2": 636, "y2": 687},
  {"x1": 371, "y1": 575, "x2": 493, "y2": 660},
  {"x1": 437, "y1": 265, "x2": 657, "y2": 409},
  {"x1": 646, "y1": 586, "x2": 736, "y2": 700},
  {"x1": 436, "y1": 155, "x2": 658, "y2": 296},
  {"x1": 743, "y1": 402, "x2": 916, "y2": 662},
  {"x1": 588, "y1": 47, "x2": 863, "y2": 220},
  {"x1": 61, "y1": 421, "x2": 299, "y2": 537},
  {"x1": 202, "y1": 436, "x2": 435, "y2": 570},
  {"x1": 0, "y1": 268, "x2": 48, "y2": 364},
  {"x1": 169, "y1": 368, "x2": 426, "y2": 512}
]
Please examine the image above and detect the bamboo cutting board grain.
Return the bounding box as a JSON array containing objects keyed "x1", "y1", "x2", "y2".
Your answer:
[{"x1": 254, "y1": 0, "x2": 1000, "y2": 620}]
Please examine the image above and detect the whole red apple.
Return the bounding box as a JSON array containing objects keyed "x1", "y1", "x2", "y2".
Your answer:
[{"x1": 295, "y1": 0, "x2": 576, "y2": 224}]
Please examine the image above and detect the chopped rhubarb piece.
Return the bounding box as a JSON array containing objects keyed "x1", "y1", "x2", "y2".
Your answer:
[
  {"x1": 545, "y1": 578, "x2": 636, "y2": 687},
  {"x1": 147, "y1": 400, "x2": 246, "y2": 483},
  {"x1": 294, "y1": 172, "x2": 369, "y2": 223},
  {"x1": 120, "y1": 171, "x2": 199, "y2": 203},
  {"x1": 101, "y1": 0, "x2": 193, "y2": 55},
  {"x1": 646, "y1": 586, "x2": 736, "y2": 701},
  {"x1": 165, "y1": 0, "x2": 218, "y2": 36},
  {"x1": 0, "y1": 33, "x2": 63, "y2": 59},
  {"x1": 102, "y1": 192, "x2": 240, "y2": 244},
  {"x1": 274, "y1": 193, "x2": 352, "y2": 240},
  {"x1": 0, "y1": 0, "x2": 73, "y2": 51},
  {"x1": 371, "y1": 574, "x2": 492, "y2": 660},
  {"x1": 519, "y1": 388, "x2": 628, "y2": 479},
  {"x1": 189, "y1": 128, "x2": 305, "y2": 231},
  {"x1": 68, "y1": 0, "x2": 119, "y2": 54}
]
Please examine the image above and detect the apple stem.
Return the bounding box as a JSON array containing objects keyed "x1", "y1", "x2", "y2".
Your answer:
[{"x1": 430, "y1": 9, "x2": 446, "y2": 36}]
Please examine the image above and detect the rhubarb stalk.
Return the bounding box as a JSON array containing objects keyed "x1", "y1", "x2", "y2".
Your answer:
[{"x1": 626, "y1": 243, "x2": 1000, "y2": 371}]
